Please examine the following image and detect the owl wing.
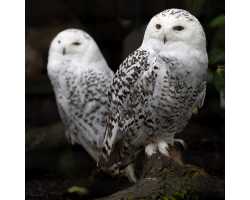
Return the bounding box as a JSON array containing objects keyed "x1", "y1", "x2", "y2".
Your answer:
[
  {"x1": 175, "y1": 72, "x2": 207, "y2": 133},
  {"x1": 72, "y1": 68, "x2": 113, "y2": 161},
  {"x1": 98, "y1": 49, "x2": 160, "y2": 171},
  {"x1": 53, "y1": 62, "x2": 113, "y2": 161}
]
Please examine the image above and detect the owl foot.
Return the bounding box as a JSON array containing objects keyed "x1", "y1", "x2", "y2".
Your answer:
[
  {"x1": 157, "y1": 141, "x2": 171, "y2": 157},
  {"x1": 173, "y1": 139, "x2": 188, "y2": 151},
  {"x1": 145, "y1": 141, "x2": 171, "y2": 157},
  {"x1": 145, "y1": 142, "x2": 157, "y2": 157}
]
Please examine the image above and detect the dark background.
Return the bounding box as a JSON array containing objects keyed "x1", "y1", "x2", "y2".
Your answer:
[{"x1": 25, "y1": 0, "x2": 225, "y2": 199}]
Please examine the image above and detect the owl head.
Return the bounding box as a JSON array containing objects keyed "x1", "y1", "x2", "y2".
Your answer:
[
  {"x1": 49, "y1": 29, "x2": 93, "y2": 57},
  {"x1": 142, "y1": 9, "x2": 206, "y2": 52}
]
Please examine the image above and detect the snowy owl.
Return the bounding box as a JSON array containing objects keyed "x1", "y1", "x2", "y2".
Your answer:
[
  {"x1": 47, "y1": 29, "x2": 137, "y2": 182},
  {"x1": 98, "y1": 9, "x2": 208, "y2": 173}
]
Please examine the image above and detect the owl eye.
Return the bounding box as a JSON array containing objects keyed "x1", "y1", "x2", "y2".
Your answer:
[
  {"x1": 73, "y1": 42, "x2": 81, "y2": 45},
  {"x1": 174, "y1": 26, "x2": 184, "y2": 31},
  {"x1": 156, "y1": 24, "x2": 161, "y2": 29},
  {"x1": 58, "y1": 41, "x2": 61, "y2": 44}
]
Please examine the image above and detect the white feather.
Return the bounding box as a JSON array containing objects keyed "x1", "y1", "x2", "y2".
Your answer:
[{"x1": 47, "y1": 29, "x2": 136, "y2": 182}]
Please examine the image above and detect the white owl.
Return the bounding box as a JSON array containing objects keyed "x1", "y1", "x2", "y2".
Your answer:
[
  {"x1": 98, "y1": 9, "x2": 208, "y2": 174},
  {"x1": 47, "y1": 29, "x2": 137, "y2": 182}
]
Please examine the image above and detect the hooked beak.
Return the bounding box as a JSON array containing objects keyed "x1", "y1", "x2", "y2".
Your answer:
[
  {"x1": 63, "y1": 48, "x2": 66, "y2": 55},
  {"x1": 164, "y1": 34, "x2": 167, "y2": 44}
]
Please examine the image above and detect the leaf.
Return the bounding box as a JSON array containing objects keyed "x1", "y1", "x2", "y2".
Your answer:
[
  {"x1": 214, "y1": 67, "x2": 225, "y2": 99},
  {"x1": 192, "y1": 107, "x2": 198, "y2": 115},
  {"x1": 207, "y1": 68, "x2": 213, "y2": 83},
  {"x1": 209, "y1": 14, "x2": 225, "y2": 28},
  {"x1": 68, "y1": 186, "x2": 89, "y2": 195},
  {"x1": 208, "y1": 48, "x2": 225, "y2": 65}
]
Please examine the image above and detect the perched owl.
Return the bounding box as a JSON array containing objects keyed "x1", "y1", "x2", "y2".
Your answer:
[
  {"x1": 98, "y1": 9, "x2": 208, "y2": 174},
  {"x1": 47, "y1": 29, "x2": 137, "y2": 182}
]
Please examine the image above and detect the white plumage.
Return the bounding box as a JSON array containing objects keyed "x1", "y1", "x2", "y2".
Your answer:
[
  {"x1": 47, "y1": 29, "x2": 136, "y2": 182},
  {"x1": 98, "y1": 9, "x2": 208, "y2": 174}
]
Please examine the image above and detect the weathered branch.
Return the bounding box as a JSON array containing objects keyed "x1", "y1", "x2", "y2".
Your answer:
[{"x1": 97, "y1": 147, "x2": 225, "y2": 200}]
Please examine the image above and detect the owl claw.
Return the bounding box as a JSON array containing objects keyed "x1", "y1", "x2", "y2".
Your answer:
[
  {"x1": 165, "y1": 146, "x2": 171, "y2": 156},
  {"x1": 157, "y1": 141, "x2": 171, "y2": 157},
  {"x1": 174, "y1": 139, "x2": 188, "y2": 151}
]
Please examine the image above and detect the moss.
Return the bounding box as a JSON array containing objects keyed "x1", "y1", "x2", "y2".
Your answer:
[
  {"x1": 173, "y1": 192, "x2": 184, "y2": 199},
  {"x1": 168, "y1": 172, "x2": 174, "y2": 178},
  {"x1": 165, "y1": 181, "x2": 173, "y2": 188},
  {"x1": 128, "y1": 198, "x2": 134, "y2": 200},
  {"x1": 158, "y1": 190, "x2": 164, "y2": 194},
  {"x1": 164, "y1": 170, "x2": 201, "y2": 200}
]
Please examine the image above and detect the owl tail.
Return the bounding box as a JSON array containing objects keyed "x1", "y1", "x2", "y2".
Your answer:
[{"x1": 124, "y1": 164, "x2": 137, "y2": 183}]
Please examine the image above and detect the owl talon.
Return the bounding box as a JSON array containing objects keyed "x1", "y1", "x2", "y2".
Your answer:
[
  {"x1": 157, "y1": 141, "x2": 171, "y2": 157},
  {"x1": 165, "y1": 146, "x2": 171, "y2": 156},
  {"x1": 174, "y1": 139, "x2": 188, "y2": 151}
]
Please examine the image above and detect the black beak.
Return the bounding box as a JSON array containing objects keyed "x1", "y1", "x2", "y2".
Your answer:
[
  {"x1": 164, "y1": 35, "x2": 167, "y2": 44},
  {"x1": 63, "y1": 48, "x2": 66, "y2": 55}
]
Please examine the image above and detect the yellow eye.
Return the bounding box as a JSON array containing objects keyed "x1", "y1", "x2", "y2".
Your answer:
[
  {"x1": 174, "y1": 26, "x2": 184, "y2": 31},
  {"x1": 156, "y1": 24, "x2": 161, "y2": 29},
  {"x1": 73, "y1": 42, "x2": 81, "y2": 45}
]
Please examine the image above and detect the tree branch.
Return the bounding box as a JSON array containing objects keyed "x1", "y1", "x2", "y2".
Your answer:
[{"x1": 97, "y1": 146, "x2": 224, "y2": 200}]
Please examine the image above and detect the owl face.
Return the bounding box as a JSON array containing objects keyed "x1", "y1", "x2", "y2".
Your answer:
[
  {"x1": 49, "y1": 29, "x2": 91, "y2": 56},
  {"x1": 143, "y1": 9, "x2": 206, "y2": 51}
]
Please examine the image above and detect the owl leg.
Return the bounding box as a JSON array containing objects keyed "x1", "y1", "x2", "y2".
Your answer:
[
  {"x1": 145, "y1": 142, "x2": 157, "y2": 157},
  {"x1": 157, "y1": 141, "x2": 171, "y2": 157},
  {"x1": 173, "y1": 139, "x2": 188, "y2": 151}
]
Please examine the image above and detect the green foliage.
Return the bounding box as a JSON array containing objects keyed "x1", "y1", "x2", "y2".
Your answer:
[
  {"x1": 214, "y1": 67, "x2": 225, "y2": 99},
  {"x1": 206, "y1": 11, "x2": 225, "y2": 109},
  {"x1": 207, "y1": 68, "x2": 213, "y2": 83},
  {"x1": 68, "y1": 186, "x2": 89, "y2": 194},
  {"x1": 191, "y1": 0, "x2": 197, "y2": 15},
  {"x1": 209, "y1": 14, "x2": 225, "y2": 28},
  {"x1": 208, "y1": 48, "x2": 225, "y2": 65}
]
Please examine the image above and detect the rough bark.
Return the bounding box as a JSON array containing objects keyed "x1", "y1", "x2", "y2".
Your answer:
[{"x1": 97, "y1": 147, "x2": 225, "y2": 200}]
